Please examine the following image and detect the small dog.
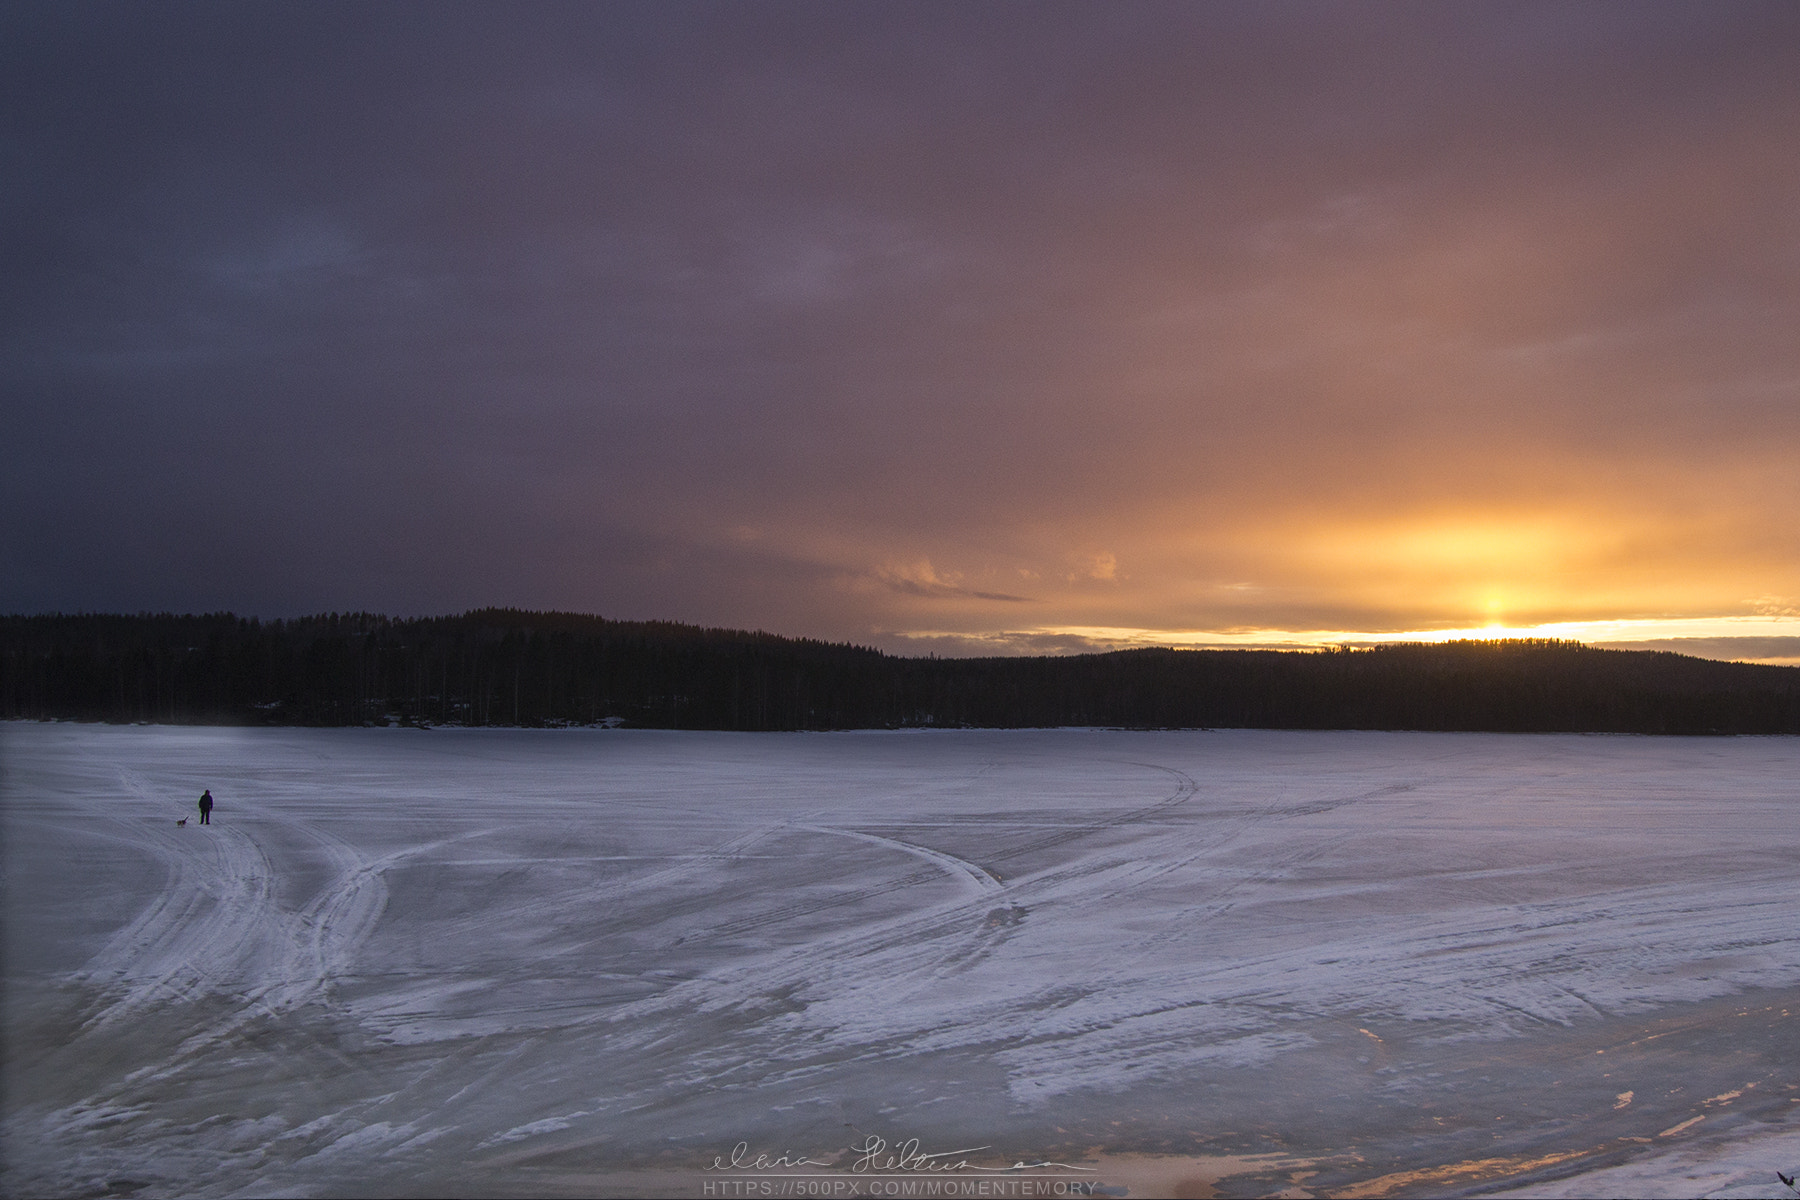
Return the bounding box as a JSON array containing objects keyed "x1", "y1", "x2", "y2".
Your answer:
[{"x1": 177, "y1": 818, "x2": 187, "y2": 825}]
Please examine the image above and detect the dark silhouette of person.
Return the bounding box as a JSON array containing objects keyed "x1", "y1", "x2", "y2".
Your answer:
[{"x1": 198, "y1": 790, "x2": 214, "y2": 825}]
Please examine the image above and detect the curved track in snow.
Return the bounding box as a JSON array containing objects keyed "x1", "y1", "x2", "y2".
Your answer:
[{"x1": 797, "y1": 823, "x2": 1004, "y2": 898}]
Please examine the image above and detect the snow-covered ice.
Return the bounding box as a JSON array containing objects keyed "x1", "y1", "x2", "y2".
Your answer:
[{"x1": 3, "y1": 723, "x2": 1798, "y2": 1197}]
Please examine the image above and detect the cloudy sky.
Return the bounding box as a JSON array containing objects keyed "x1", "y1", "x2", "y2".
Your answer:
[{"x1": 5, "y1": 2, "x2": 1798, "y2": 660}]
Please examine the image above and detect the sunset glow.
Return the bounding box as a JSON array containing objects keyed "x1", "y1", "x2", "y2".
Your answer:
[
  {"x1": 4, "y1": 4, "x2": 1797, "y2": 667},
  {"x1": 894, "y1": 615, "x2": 1800, "y2": 664}
]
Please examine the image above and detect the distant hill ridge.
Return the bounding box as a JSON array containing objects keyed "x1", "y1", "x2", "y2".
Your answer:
[{"x1": 3, "y1": 609, "x2": 1797, "y2": 734}]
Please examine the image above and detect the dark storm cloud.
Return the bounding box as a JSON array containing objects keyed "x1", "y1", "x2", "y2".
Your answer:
[{"x1": 4, "y1": 2, "x2": 1798, "y2": 650}]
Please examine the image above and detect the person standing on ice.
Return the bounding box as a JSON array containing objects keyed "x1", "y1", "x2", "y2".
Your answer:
[{"x1": 198, "y1": 789, "x2": 214, "y2": 825}]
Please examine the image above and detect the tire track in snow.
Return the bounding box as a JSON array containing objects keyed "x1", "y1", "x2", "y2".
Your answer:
[
  {"x1": 570, "y1": 763, "x2": 1213, "y2": 1076},
  {"x1": 119, "y1": 826, "x2": 496, "y2": 1091},
  {"x1": 43, "y1": 770, "x2": 504, "y2": 1140},
  {"x1": 358, "y1": 762, "x2": 1412, "y2": 1108},
  {"x1": 1094, "y1": 778, "x2": 1423, "y2": 962},
  {"x1": 666, "y1": 822, "x2": 1017, "y2": 945},
  {"x1": 592, "y1": 761, "x2": 1198, "y2": 1014},
  {"x1": 69, "y1": 769, "x2": 472, "y2": 1045},
  {"x1": 982, "y1": 779, "x2": 1451, "y2": 1093},
  {"x1": 991, "y1": 865, "x2": 1800, "y2": 1101},
  {"x1": 796, "y1": 824, "x2": 1003, "y2": 898},
  {"x1": 257, "y1": 820, "x2": 402, "y2": 1014},
  {"x1": 556, "y1": 821, "x2": 789, "y2": 904},
  {"x1": 74, "y1": 778, "x2": 282, "y2": 1032},
  {"x1": 66, "y1": 768, "x2": 226, "y2": 1005},
  {"x1": 682, "y1": 761, "x2": 1197, "y2": 945},
  {"x1": 596, "y1": 767, "x2": 1432, "y2": 1103},
  {"x1": 584, "y1": 867, "x2": 1022, "y2": 1053},
  {"x1": 792, "y1": 824, "x2": 1021, "y2": 984},
  {"x1": 981, "y1": 759, "x2": 1201, "y2": 872}
]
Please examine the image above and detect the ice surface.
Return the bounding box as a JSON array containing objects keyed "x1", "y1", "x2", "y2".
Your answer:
[{"x1": 3, "y1": 724, "x2": 1798, "y2": 1198}]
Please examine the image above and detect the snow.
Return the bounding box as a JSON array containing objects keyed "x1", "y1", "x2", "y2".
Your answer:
[{"x1": 3, "y1": 723, "x2": 1799, "y2": 1198}]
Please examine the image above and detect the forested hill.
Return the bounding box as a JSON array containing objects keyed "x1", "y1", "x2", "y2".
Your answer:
[{"x1": 3, "y1": 609, "x2": 1797, "y2": 734}]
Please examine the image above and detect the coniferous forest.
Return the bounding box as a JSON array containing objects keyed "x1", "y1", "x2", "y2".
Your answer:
[{"x1": 2, "y1": 609, "x2": 1797, "y2": 735}]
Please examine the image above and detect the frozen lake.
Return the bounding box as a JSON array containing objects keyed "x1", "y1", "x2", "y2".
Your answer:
[{"x1": 4, "y1": 723, "x2": 1799, "y2": 1198}]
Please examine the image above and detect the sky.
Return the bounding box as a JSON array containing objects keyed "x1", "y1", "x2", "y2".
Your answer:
[{"x1": 4, "y1": 1, "x2": 1798, "y2": 661}]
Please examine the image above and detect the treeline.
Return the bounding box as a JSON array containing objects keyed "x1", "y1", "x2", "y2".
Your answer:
[{"x1": 2, "y1": 609, "x2": 1797, "y2": 734}]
